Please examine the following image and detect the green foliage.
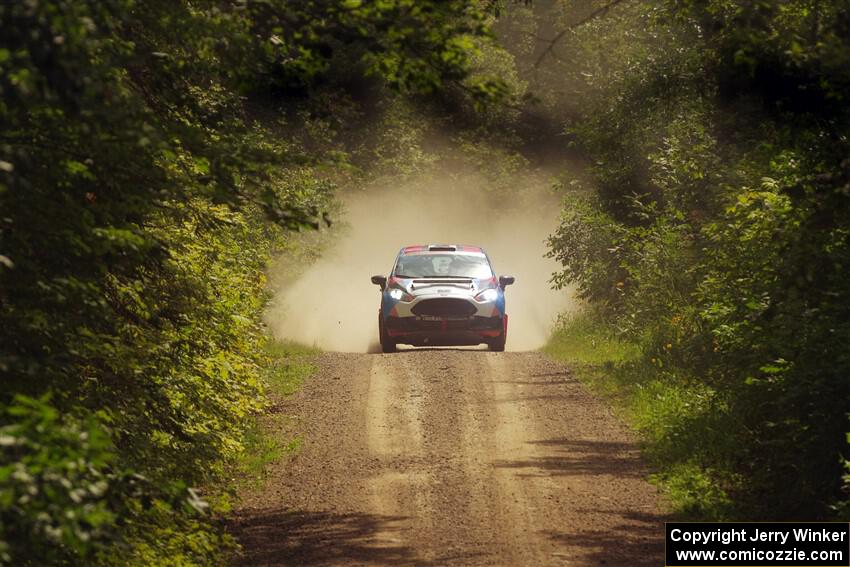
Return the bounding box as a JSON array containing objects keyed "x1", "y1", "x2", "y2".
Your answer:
[
  {"x1": 546, "y1": 313, "x2": 740, "y2": 519},
  {"x1": 236, "y1": 341, "x2": 319, "y2": 489},
  {"x1": 546, "y1": 0, "x2": 850, "y2": 519},
  {"x1": 0, "y1": 394, "x2": 233, "y2": 565},
  {"x1": 0, "y1": 396, "x2": 117, "y2": 564},
  {"x1": 547, "y1": 194, "x2": 625, "y2": 304},
  {"x1": 543, "y1": 310, "x2": 640, "y2": 366},
  {"x1": 97, "y1": 498, "x2": 236, "y2": 567},
  {"x1": 247, "y1": 0, "x2": 507, "y2": 101},
  {"x1": 356, "y1": 97, "x2": 441, "y2": 181},
  {"x1": 262, "y1": 341, "x2": 321, "y2": 398},
  {"x1": 1, "y1": 0, "x2": 502, "y2": 563}
]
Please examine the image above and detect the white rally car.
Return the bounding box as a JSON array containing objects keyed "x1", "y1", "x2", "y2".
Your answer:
[{"x1": 371, "y1": 244, "x2": 514, "y2": 352}]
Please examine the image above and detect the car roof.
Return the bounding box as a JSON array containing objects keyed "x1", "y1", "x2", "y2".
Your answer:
[{"x1": 400, "y1": 244, "x2": 485, "y2": 255}]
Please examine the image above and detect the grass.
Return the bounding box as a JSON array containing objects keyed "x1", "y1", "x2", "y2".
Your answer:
[
  {"x1": 543, "y1": 312, "x2": 641, "y2": 366},
  {"x1": 235, "y1": 339, "x2": 320, "y2": 487},
  {"x1": 542, "y1": 311, "x2": 642, "y2": 407},
  {"x1": 263, "y1": 340, "x2": 321, "y2": 397},
  {"x1": 543, "y1": 311, "x2": 737, "y2": 520}
]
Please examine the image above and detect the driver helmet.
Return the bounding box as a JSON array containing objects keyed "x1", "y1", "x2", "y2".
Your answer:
[{"x1": 431, "y1": 255, "x2": 453, "y2": 275}]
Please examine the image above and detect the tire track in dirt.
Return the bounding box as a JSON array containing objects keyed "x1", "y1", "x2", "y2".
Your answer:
[
  {"x1": 230, "y1": 351, "x2": 667, "y2": 566},
  {"x1": 365, "y1": 355, "x2": 430, "y2": 550}
]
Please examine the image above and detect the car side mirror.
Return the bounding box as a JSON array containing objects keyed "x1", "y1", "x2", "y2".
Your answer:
[
  {"x1": 499, "y1": 275, "x2": 515, "y2": 289},
  {"x1": 371, "y1": 275, "x2": 387, "y2": 290}
]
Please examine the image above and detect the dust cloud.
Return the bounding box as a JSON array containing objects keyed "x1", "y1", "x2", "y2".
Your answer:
[{"x1": 265, "y1": 172, "x2": 577, "y2": 352}]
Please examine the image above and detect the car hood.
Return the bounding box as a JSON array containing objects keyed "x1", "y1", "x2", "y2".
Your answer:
[{"x1": 391, "y1": 276, "x2": 497, "y2": 298}]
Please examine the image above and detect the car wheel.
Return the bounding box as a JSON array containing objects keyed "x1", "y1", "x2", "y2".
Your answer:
[
  {"x1": 379, "y1": 313, "x2": 396, "y2": 353},
  {"x1": 488, "y1": 317, "x2": 507, "y2": 352}
]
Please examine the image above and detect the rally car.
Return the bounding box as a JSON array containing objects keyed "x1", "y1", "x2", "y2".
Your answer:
[{"x1": 370, "y1": 244, "x2": 515, "y2": 353}]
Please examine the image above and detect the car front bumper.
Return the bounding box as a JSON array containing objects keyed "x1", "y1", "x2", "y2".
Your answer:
[{"x1": 385, "y1": 315, "x2": 504, "y2": 346}]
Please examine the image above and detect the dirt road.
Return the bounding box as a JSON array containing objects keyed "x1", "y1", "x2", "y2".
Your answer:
[{"x1": 230, "y1": 350, "x2": 667, "y2": 566}]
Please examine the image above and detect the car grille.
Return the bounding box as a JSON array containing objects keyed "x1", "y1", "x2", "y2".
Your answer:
[
  {"x1": 386, "y1": 316, "x2": 501, "y2": 331},
  {"x1": 411, "y1": 298, "x2": 476, "y2": 318}
]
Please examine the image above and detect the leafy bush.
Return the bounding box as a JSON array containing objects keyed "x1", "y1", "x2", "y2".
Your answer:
[
  {"x1": 1, "y1": 0, "x2": 505, "y2": 563},
  {"x1": 0, "y1": 396, "x2": 117, "y2": 564},
  {"x1": 546, "y1": 0, "x2": 850, "y2": 519},
  {"x1": 547, "y1": 194, "x2": 626, "y2": 305}
]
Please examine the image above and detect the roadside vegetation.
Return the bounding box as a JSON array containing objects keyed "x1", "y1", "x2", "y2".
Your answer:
[
  {"x1": 4, "y1": 0, "x2": 849, "y2": 564},
  {"x1": 527, "y1": 1, "x2": 850, "y2": 520},
  {"x1": 545, "y1": 311, "x2": 737, "y2": 519},
  {"x1": 0, "y1": 1, "x2": 518, "y2": 564},
  {"x1": 234, "y1": 340, "x2": 319, "y2": 491}
]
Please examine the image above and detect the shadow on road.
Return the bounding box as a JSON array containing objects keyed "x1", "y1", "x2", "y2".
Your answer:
[
  {"x1": 492, "y1": 438, "x2": 651, "y2": 479},
  {"x1": 543, "y1": 511, "x2": 666, "y2": 567},
  {"x1": 229, "y1": 509, "x2": 425, "y2": 566}
]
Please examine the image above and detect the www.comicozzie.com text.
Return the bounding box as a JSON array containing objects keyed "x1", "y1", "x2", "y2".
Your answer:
[{"x1": 670, "y1": 527, "x2": 847, "y2": 546}]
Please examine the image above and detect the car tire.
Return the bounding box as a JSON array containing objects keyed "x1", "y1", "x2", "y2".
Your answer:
[
  {"x1": 488, "y1": 317, "x2": 507, "y2": 352},
  {"x1": 379, "y1": 313, "x2": 396, "y2": 353}
]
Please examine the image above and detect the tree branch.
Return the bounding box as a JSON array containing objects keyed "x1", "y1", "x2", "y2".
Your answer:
[{"x1": 534, "y1": 0, "x2": 630, "y2": 68}]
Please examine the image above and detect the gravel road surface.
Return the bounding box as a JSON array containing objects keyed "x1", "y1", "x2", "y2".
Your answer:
[{"x1": 230, "y1": 350, "x2": 667, "y2": 566}]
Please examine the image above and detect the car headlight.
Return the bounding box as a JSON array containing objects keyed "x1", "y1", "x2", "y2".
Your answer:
[
  {"x1": 388, "y1": 288, "x2": 414, "y2": 302},
  {"x1": 474, "y1": 288, "x2": 499, "y2": 303}
]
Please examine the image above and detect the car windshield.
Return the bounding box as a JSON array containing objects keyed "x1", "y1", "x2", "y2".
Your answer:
[{"x1": 394, "y1": 253, "x2": 493, "y2": 279}]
